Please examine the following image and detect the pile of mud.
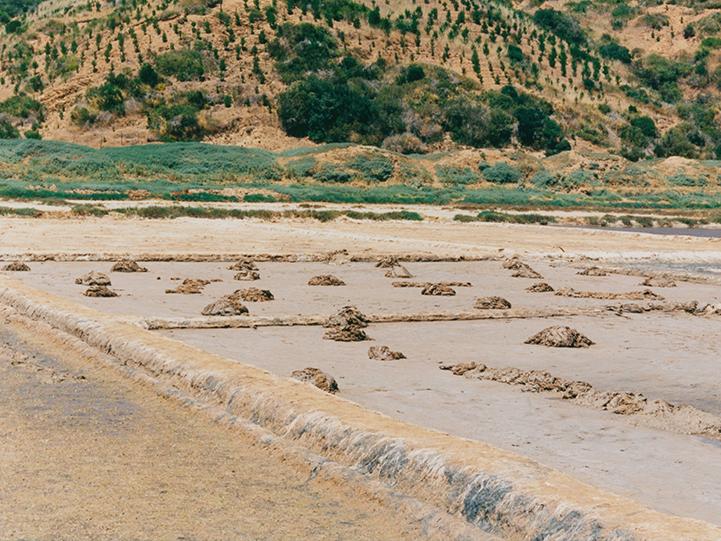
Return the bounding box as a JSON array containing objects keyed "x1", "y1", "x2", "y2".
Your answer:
[
  {"x1": 375, "y1": 256, "x2": 400, "y2": 268},
  {"x1": 201, "y1": 294, "x2": 249, "y2": 316},
  {"x1": 307, "y1": 275, "x2": 346, "y2": 286},
  {"x1": 75, "y1": 271, "x2": 111, "y2": 286},
  {"x1": 526, "y1": 282, "x2": 554, "y2": 293},
  {"x1": 230, "y1": 259, "x2": 260, "y2": 281},
  {"x1": 525, "y1": 326, "x2": 594, "y2": 348},
  {"x1": 323, "y1": 305, "x2": 368, "y2": 342},
  {"x1": 83, "y1": 285, "x2": 118, "y2": 298},
  {"x1": 440, "y1": 361, "x2": 721, "y2": 438},
  {"x1": 577, "y1": 267, "x2": 608, "y2": 276},
  {"x1": 503, "y1": 257, "x2": 543, "y2": 279},
  {"x1": 555, "y1": 288, "x2": 662, "y2": 301},
  {"x1": 2, "y1": 262, "x2": 30, "y2": 271},
  {"x1": 384, "y1": 265, "x2": 413, "y2": 278},
  {"x1": 421, "y1": 283, "x2": 456, "y2": 296},
  {"x1": 237, "y1": 288, "x2": 274, "y2": 302},
  {"x1": 111, "y1": 259, "x2": 147, "y2": 273},
  {"x1": 368, "y1": 346, "x2": 406, "y2": 361},
  {"x1": 165, "y1": 279, "x2": 212, "y2": 295},
  {"x1": 473, "y1": 296, "x2": 512, "y2": 310},
  {"x1": 392, "y1": 281, "x2": 471, "y2": 288},
  {"x1": 641, "y1": 276, "x2": 677, "y2": 288},
  {"x1": 290, "y1": 367, "x2": 339, "y2": 394}
]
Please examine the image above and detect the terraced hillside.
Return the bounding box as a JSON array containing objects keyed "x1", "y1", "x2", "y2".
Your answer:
[{"x1": 1, "y1": 0, "x2": 721, "y2": 162}]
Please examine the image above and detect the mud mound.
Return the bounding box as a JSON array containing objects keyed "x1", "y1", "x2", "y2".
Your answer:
[
  {"x1": 111, "y1": 259, "x2": 147, "y2": 272},
  {"x1": 166, "y1": 279, "x2": 211, "y2": 294},
  {"x1": 323, "y1": 326, "x2": 368, "y2": 342},
  {"x1": 511, "y1": 265, "x2": 543, "y2": 279},
  {"x1": 323, "y1": 305, "x2": 369, "y2": 341},
  {"x1": 502, "y1": 257, "x2": 524, "y2": 270},
  {"x1": 577, "y1": 267, "x2": 608, "y2": 276},
  {"x1": 368, "y1": 346, "x2": 406, "y2": 361},
  {"x1": 324, "y1": 305, "x2": 368, "y2": 329},
  {"x1": 75, "y1": 271, "x2": 111, "y2": 286},
  {"x1": 440, "y1": 361, "x2": 721, "y2": 438},
  {"x1": 526, "y1": 282, "x2": 554, "y2": 293},
  {"x1": 308, "y1": 274, "x2": 346, "y2": 286},
  {"x1": 237, "y1": 288, "x2": 274, "y2": 302},
  {"x1": 201, "y1": 295, "x2": 249, "y2": 316},
  {"x1": 525, "y1": 326, "x2": 594, "y2": 348},
  {"x1": 83, "y1": 285, "x2": 118, "y2": 297},
  {"x1": 375, "y1": 256, "x2": 400, "y2": 268},
  {"x1": 384, "y1": 265, "x2": 413, "y2": 278},
  {"x1": 641, "y1": 276, "x2": 677, "y2": 287},
  {"x1": 421, "y1": 283, "x2": 456, "y2": 296},
  {"x1": 393, "y1": 281, "x2": 470, "y2": 288},
  {"x1": 290, "y1": 367, "x2": 339, "y2": 394},
  {"x1": 228, "y1": 259, "x2": 258, "y2": 271},
  {"x1": 2, "y1": 261, "x2": 30, "y2": 271},
  {"x1": 234, "y1": 268, "x2": 260, "y2": 281},
  {"x1": 555, "y1": 288, "x2": 662, "y2": 300},
  {"x1": 474, "y1": 296, "x2": 512, "y2": 310}
]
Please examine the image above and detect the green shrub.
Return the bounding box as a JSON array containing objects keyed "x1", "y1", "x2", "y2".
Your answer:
[
  {"x1": 668, "y1": 174, "x2": 708, "y2": 187},
  {"x1": 313, "y1": 164, "x2": 355, "y2": 183},
  {"x1": 0, "y1": 119, "x2": 19, "y2": 139},
  {"x1": 155, "y1": 49, "x2": 206, "y2": 81},
  {"x1": 436, "y1": 166, "x2": 479, "y2": 185},
  {"x1": 482, "y1": 163, "x2": 521, "y2": 184},
  {"x1": 285, "y1": 157, "x2": 316, "y2": 177},
  {"x1": 349, "y1": 154, "x2": 394, "y2": 182}
]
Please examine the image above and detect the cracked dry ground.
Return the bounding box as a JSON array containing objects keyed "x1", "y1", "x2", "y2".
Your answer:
[{"x1": 0, "y1": 315, "x2": 423, "y2": 541}]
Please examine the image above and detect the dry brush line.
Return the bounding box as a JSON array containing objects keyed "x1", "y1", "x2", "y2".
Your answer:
[
  {"x1": 1, "y1": 280, "x2": 715, "y2": 540},
  {"x1": 440, "y1": 362, "x2": 721, "y2": 440},
  {"x1": 554, "y1": 288, "x2": 663, "y2": 301}
]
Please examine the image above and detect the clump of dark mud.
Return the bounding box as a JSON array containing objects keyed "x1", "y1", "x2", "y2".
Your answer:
[
  {"x1": 290, "y1": 367, "x2": 339, "y2": 393},
  {"x1": 393, "y1": 281, "x2": 471, "y2": 288},
  {"x1": 83, "y1": 285, "x2": 118, "y2": 297},
  {"x1": 323, "y1": 305, "x2": 369, "y2": 341},
  {"x1": 228, "y1": 258, "x2": 258, "y2": 272},
  {"x1": 503, "y1": 257, "x2": 543, "y2": 279},
  {"x1": 234, "y1": 268, "x2": 260, "y2": 281},
  {"x1": 308, "y1": 274, "x2": 346, "y2": 286},
  {"x1": 2, "y1": 261, "x2": 30, "y2": 271},
  {"x1": 368, "y1": 346, "x2": 406, "y2": 361},
  {"x1": 439, "y1": 361, "x2": 721, "y2": 437},
  {"x1": 166, "y1": 278, "x2": 211, "y2": 294},
  {"x1": 111, "y1": 259, "x2": 147, "y2": 272},
  {"x1": 525, "y1": 326, "x2": 594, "y2": 348},
  {"x1": 384, "y1": 265, "x2": 413, "y2": 278},
  {"x1": 474, "y1": 296, "x2": 512, "y2": 310},
  {"x1": 526, "y1": 282, "x2": 554, "y2": 293},
  {"x1": 577, "y1": 266, "x2": 608, "y2": 276},
  {"x1": 237, "y1": 288, "x2": 274, "y2": 302},
  {"x1": 421, "y1": 283, "x2": 456, "y2": 296},
  {"x1": 201, "y1": 294, "x2": 249, "y2": 316},
  {"x1": 75, "y1": 271, "x2": 111, "y2": 286},
  {"x1": 375, "y1": 256, "x2": 400, "y2": 268},
  {"x1": 555, "y1": 288, "x2": 662, "y2": 300},
  {"x1": 641, "y1": 276, "x2": 677, "y2": 288}
]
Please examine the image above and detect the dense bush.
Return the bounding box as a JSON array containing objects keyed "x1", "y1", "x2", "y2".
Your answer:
[
  {"x1": 269, "y1": 23, "x2": 339, "y2": 82},
  {"x1": 349, "y1": 154, "x2": 394, "y2": 181},
  {"x1": 0, "y1": 119, "x2": 19, "y2": 139},
  {"x1": 155, "y1": 49, "x2": 206, "y2": 81},
  {"x1": 482, "y1": 163, "x2": 521, "y2": 184},
  {"x1": 533, "y1": 9, "x2": 586, "y2": 45},
  {"x1": 436, "y1": 166, "x2": 479, "y2": 185}
]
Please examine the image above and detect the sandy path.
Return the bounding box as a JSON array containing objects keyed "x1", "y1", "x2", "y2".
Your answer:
[
  {"x1": 1, "y1": 216, "x2": 721, "y2": 260},
  {"x1": 0, "y1": 316, "x2": 426, "y2": 541}
]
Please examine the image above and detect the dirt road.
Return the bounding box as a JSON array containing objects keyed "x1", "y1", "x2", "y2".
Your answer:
[{"x1": 0, "y1": 313, "x2": 424, "y2": 541}]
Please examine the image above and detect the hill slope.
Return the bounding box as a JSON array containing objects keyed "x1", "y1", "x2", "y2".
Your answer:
[{"x1": 0, "y1": 0, "x2": 720, "y2": 161}]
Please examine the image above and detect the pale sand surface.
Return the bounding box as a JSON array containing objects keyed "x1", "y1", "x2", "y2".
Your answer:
[
  {"x1": 5, "y1": 259, "x2": 721, "y2": 320},
  {"x1": 1, "y1": 216, "x2": 721, "y2": 259},
  {"x1": 162, "y1": 316, "x2": 721, "y2": 526},
  {"x1": 0, "y1": 317, "x2": 429, "y2": 541}
]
